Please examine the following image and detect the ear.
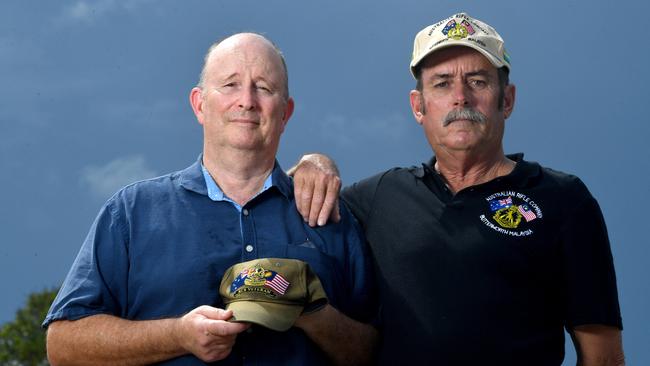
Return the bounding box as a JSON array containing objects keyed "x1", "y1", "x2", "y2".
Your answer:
[
  {"x1": 503, "y1": 83, "x2": 516, "y2": 119},
  {"x1": 279, "y1": 97, "x2": 294, "y2": 133},
  {"x1": 409, "y1": 90, "x2": 424, "y2": 125},
  {"x1": 189, "y1": 87, "x2": 205, "y2": 125}
]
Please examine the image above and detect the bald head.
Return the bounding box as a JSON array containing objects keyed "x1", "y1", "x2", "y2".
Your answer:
[{"x1": 197, "y1": 33, "x2": 289, "y2": 100}]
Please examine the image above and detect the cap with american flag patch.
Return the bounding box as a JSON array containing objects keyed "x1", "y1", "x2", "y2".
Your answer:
[{"x1": 219, "y1": 258, "x2": 328, "y2": 331}]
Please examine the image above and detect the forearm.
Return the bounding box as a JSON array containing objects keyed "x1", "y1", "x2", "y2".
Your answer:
[
  {"x1": 46, "y1": 314, "x2": 184, "y2": 366},
  {"x1": 295, "y1": 305, "x2": 378, "y2": 366},
  {"x1": 571, "y1": 324, "x2": 625, "y2": 366}
]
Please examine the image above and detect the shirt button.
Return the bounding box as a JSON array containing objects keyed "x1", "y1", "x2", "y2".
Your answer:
[
  {"x1": 245, "y1": 245, "x2": 254, "y2": 253},
  {"x1": 242, "y1": 208, "x2": 249, "y2": 216}
]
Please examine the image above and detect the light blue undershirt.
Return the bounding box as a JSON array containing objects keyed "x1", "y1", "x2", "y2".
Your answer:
[{"x1": 200, "y1": 163, "x2": 274, "y2": 212}]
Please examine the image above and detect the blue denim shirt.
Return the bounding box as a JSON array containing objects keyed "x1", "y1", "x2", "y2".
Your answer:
[{"x1": 44, "y1": 156, "x2": 375, "y2": 365}]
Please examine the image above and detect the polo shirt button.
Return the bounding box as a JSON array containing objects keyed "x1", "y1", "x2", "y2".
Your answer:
[
  {"x1": 242, "y1": 208, "x2": 249, "y2": 216},
  {"x1": 245, "y1": 245, "x2": 254, "y2": 253}
]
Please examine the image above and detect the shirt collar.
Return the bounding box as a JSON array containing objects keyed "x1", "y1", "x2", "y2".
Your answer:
[
  {"x1": 179, "y1": 154, "x2": 293, "y2": 200},
  {"x1": 201, "y1": 164, "x2": 274, "y2": 203},
  {"x1": 179, "y1": 155, "x2": 208, "y2": 195},
  {"x1": 414, "y1": 153, "x2": 541, "y2": 189}
]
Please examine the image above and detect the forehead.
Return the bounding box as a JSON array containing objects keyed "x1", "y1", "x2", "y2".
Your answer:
[
  {"x1": 420, "y1": 46, "x2": 496, "y2": 77},
  {"x1": 206, "y1": 35, "x2": 285, "y2": 81}
]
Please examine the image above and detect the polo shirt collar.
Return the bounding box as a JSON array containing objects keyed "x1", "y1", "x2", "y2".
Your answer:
[
  {"x1": 270, "y1": 161, "x2": 293, "y2": 199},
  {"x1": 179, "y1": 155, "x2": 208, "y2": 195},
  {"x1": 179, "y1": 154, "x2": 293, "y2": 199},
  {"x1": 415, "y1": 153, "x2": 542, "y2": 189},
  {"x1": 201, "y1": 164, "x2": 274, "y2": 202}
]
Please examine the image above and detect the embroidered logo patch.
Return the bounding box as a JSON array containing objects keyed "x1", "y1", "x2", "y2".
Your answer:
[
  {"x1": 479, "y1": 191, "x2": 543, "y2": 237},
  {"x1": 442, "y1": 19, "x2": 475, "y2": 40},
  {"x1": 230, "y1": 264, "x2": 290, "y2": 298}
]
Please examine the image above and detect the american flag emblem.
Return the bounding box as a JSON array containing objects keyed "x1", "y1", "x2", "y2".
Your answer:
[
  {"x1": 264, "y1": 272, "x2": 290, "y2": 295},
  {"x1": 517, "y1": 204, "x2": 537, "y2": 222}
]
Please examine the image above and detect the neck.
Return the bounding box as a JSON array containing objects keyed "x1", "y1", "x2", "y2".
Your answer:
[
  {"x1": 202, "y1": 146, "x2": 275, "y2": 206},
  {"x1": 433, "y1": 148, "x2": 514, "y2": 194}
]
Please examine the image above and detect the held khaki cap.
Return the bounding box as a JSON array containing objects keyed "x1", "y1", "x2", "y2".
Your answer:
[
  {"x1": 219, "y1": 258, "x2": 328, "y2": 332},
  {"x1": 410, "y1": 12, "x2": 511, "y2": 78}
]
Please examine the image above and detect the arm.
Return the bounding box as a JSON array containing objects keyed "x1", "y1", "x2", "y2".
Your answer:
[
  {"x1": 570, "y1": 324, "x2": 625, "y2": 366},
  {"x1": 294, "y1": 304, "x2": 378, "y2": 366},
  {"x1": 46, "y1": 306, "x2": 250, "y2": 366},
  {"x1": 289, "y1": 153, "x2": 342, "y2": 227},
  {"x1": 560, "y1": 182, "x2": 624, "y2": 365}
]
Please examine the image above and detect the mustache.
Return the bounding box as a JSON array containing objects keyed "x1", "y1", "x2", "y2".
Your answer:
[{"x1": 442, "y1": 108, "x2": 487, "y2": 127}]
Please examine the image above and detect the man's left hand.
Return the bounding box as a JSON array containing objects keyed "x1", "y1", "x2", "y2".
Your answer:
[{"x1": 289, "y1": 154, "x2": 341, "y2": 227}]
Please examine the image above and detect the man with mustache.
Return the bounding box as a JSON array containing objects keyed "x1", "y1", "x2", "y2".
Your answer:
[
  {"x1": 44, "y1": 33, "x2": 377, "y2": 365},
  {"x1": 292, "y1": 13, "x2": 624, "y2": 365}
]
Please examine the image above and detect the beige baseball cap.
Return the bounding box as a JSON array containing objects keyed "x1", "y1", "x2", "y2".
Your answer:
[
  {"x1": 219, "y1": 258, "x2": 328, "y2": 332},
  {"x1": 410, "y1": 12, "x2": 510, "y2": 78}
]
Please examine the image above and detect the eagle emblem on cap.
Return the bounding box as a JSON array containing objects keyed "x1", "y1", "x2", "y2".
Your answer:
[{"x1": 243, "y1": 264, "x2": 269, "y2": 286}]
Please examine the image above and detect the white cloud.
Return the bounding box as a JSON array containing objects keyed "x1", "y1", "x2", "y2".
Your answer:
[
  {"x1": 68, "y1": 1, "x2": 94, "y2": 20},
  {"x1": 62, "y1": 0, "x2": 112, "y2": 23},
  {"x1": 81, "y1": 155, "x2": 158, "y2": 198}
]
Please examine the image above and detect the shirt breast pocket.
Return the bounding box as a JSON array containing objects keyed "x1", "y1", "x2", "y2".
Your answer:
[{"x1": 259, "y1": 241, "x2": 345, "y2": 306}]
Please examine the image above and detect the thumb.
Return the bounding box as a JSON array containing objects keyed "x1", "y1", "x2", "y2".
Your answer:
[{"x1": 196, "y1": 306, "x2": 233, "y2": 320}]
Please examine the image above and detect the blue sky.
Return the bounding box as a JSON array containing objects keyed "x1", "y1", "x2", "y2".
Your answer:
[{"x1": 1, "y1": 0, "x2": 648, "y2": 363}]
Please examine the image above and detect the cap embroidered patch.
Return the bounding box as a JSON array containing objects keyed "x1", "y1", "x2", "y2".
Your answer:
[
  {"x1": 230, "y1": 263, "x2": 290, "y2": 297},
  {"x1": 442, "y1": 19, "x2": 476, "y2": 40}
]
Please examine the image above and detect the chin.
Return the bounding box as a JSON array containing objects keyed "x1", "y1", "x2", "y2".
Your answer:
[{"x1": 447, "y1": 137, "x2": 477, "y2": 150}]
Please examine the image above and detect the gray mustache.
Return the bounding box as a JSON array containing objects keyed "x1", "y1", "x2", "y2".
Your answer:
[{"x1": 442, "y1": 108, "x2": 487, "y2": 126}]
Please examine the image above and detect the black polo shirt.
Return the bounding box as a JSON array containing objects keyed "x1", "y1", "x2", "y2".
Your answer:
[{"x1": 342, "y1": 154, "x2": 622, "y2": 365}]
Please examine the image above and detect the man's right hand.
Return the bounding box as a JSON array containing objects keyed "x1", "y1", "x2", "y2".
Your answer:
[
  {"x1": 46, "y1": 306, "x2": 249, "y2": 365},
  {"x1": 176, "y1": 306, "x2": 250, "y2": 362},
  {"x1": 289, "y1": 153, "x2": 342, "y2": 227}
]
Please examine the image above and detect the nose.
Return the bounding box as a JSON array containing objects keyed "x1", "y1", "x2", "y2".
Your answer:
[
  {"x1": 452, "y1": 83, "x2": 470, "y2": 107},
  {"x1": 238, "y1": 86, "x2": 257, "y2": 111}
]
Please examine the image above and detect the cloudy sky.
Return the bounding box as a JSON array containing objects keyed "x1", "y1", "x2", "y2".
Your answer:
[{"x1": 1, "y1": 0, "x2": 649, "y2": 363}]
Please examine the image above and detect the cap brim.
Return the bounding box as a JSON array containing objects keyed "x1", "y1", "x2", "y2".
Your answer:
[
  {"x1": 226, "y1": 301, "x2": 303, "y2": 332},
  {"x1": 410, "y1": 40, "x2": 507, "y2": 77}
]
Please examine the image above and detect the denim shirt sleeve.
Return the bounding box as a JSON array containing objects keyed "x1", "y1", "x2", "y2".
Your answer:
[
  {"x1": 43, "y1": 195, "x2": 129, "y2": 327},
  {"x1": 339, "y1": 201, "x2": 377, "y2": 323}
]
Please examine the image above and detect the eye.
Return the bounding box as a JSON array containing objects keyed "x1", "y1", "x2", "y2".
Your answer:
[
  {"x1": 469, "y1": 79, "x2": 488, "y2": 88},
  {"x1": 215, "y1": 82, "x2": 239, "y2": 95},
  {"x1": 433, "y1": 81, "x2": 449, "y2": 88},
  {"x1": 256, "y1": 84, "x2": 272, "y2": 94}
]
